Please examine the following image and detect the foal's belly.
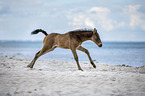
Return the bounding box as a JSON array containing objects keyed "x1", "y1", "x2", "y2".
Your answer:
[{"x1": 56, "y1": 35, "x2": 70, "y2": 49}]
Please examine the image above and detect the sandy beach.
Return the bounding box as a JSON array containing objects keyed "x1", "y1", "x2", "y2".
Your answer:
[{"x1": 0, "y1": 57, "x2": 145, "y2": 96}]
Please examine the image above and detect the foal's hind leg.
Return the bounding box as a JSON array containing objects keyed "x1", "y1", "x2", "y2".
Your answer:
[
  {"x1": 27, "y1": 50, "x2": 41, "y2": 68},
  {"x1": 77, "y1": 46, "x2": 96, "y2": 68},
  {"x1": 27, "y1": 46, "x2": 56, "y2": 68}
]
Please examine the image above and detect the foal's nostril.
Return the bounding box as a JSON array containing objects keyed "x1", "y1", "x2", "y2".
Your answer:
[{"x1": 99, "y1": 44, "x2": 102, "y2": 47}]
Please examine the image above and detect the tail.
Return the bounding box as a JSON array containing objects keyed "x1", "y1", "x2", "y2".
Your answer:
[{"x1": 31, "y1": 29, "x2": 48, "y2": 36}]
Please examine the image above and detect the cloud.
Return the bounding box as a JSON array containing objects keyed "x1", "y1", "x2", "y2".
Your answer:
[
  {"x1": 94, "y1": 13, "x2": 114, "y2": 31},
  {"x1": 67, "y1": 7, "x2": 121, "y2": 31},
  {"x1": 124, "y1": 5, "x2": 141, "y2": 13},
  {"x1": 1, "y1": 0, "x2": 145, "y2": 41},
  {"x1": 67, "y1": 12, "x2": 95, "y2": 29},
  {"x1": 114, "y1": 21, "x2": 125, "y2": 28},
  {"x1": 130, "y1": 15, "x2": 145, "y2": 30},
  {"x1": 85, "y1": 18, "x2": 95, "y2": 28},
  {"x1": 130, "y1": 15, "x2": 140, "y2": 28},
  {"x1": 88, "y1": 7, "x2": 110, "y2": 13},
  {"x1": 123, "y1": 5, "x2": 145, "y2": 30}
]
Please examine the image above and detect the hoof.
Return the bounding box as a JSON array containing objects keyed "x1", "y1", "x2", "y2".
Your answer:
[
  {"x1": 78, "y1": 68, "x2": 83, "y2": 71},
  {"x1": 91, "y1": 62, "x2": 96, "y2": 68},
  {"x1": 27, "y1": 65, "x2": 30, "y2": 67},
  {"x1": 93, "y1": 65, "x2": 96, "y2": 68},
  {"x1": 27, "y1": 64, "x2": 33, "y2": 68}
]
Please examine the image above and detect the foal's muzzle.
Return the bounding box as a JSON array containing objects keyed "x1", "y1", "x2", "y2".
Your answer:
[{"x1": 98, "y1": 43, "x2": 102, "y2": 47}]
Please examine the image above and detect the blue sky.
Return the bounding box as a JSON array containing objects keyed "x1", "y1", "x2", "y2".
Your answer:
[{"x1": 0, "y1": 0, "x2": 145, "y2": 41}]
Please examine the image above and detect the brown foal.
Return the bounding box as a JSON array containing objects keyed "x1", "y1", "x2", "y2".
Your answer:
[{"x1": 27, "y1": 28, "x2": 102, "y2": 71}]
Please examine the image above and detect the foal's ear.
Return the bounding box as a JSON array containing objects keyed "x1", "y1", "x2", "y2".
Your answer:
[{"x1": 93, "y1": 28, "x2": 97, "y2": 34}]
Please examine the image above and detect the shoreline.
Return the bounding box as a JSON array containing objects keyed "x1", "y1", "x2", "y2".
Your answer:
[
  {"x1": 0, "y1": 57, "x2": 145, "y2": 96},
  {"x1": 1, "y1": 55, "x2": 145, "y2": 68}
]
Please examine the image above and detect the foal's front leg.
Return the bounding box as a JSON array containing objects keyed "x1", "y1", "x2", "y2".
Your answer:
[
  {"x1": 77, "y1": 46, "x2": 96, "y2": 68},
  {"x1": 71, "y1": 49, "x2": 83, "y2": 71}
]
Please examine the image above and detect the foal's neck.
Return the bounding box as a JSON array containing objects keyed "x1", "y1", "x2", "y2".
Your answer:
[{"x1": 80, "y1": 32, "x2": 93, "y2": 42}]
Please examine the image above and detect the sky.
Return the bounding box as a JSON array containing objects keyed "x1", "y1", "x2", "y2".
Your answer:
[{"x1": 0, "y1": 0, "x2": 145, "y2": 41}]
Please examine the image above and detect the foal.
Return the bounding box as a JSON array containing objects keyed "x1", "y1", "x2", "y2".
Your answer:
[{"x1": 27, "y1": 28, "x2": 102, "y2": 71}]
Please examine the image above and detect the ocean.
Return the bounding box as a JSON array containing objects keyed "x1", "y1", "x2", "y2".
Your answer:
[{"x1": 0, "y1": 41, "x2": 145, "y2": 67}]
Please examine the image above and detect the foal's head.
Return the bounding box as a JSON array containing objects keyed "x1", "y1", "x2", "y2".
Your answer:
[{"x1": 91, "y1": 28, "x2": 102, "y2": 47}]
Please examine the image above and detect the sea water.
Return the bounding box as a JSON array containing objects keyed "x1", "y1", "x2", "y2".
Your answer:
[{"x1": 0, "y1": 41, "x2": 145, "y2": 67}]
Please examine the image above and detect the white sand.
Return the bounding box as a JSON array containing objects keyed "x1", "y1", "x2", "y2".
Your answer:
[{"x1": 0, "y1": 57, "x2": 145, "y2": 96}]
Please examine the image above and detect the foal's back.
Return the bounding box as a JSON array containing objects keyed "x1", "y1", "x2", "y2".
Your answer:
[{"x1": 43, "y1": 33, "x2": 71, "y2": 49}]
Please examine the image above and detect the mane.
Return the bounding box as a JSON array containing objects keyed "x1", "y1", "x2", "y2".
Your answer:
[
  {"x1": 69, "y1": 29, "x2": 93, "y2": 33},
  {"x1": 68, "y1": 29, "x2": 93, "y2": 39}
]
